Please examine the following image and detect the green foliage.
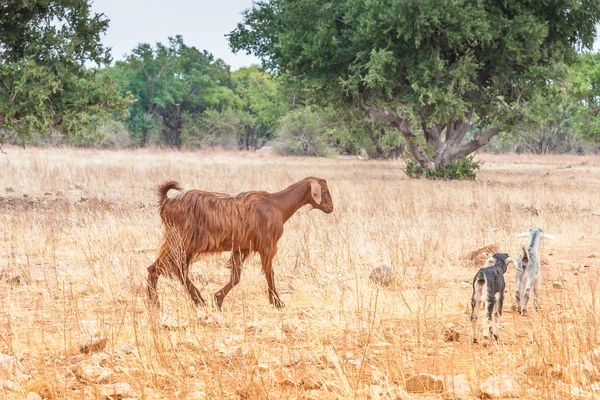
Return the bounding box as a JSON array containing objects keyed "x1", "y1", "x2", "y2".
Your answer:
[
  {"x1": 230, "y1": 0, "x2": 600, "y2": 173},
  {"x1": 0, "y1": 0, "x2": 128, "y2": 143},
  {"x1": 568, "y1": 52, "x2": 600, "y2": 143},
  {"x1": 274, "y1": 108, "x2": 331, "y2": 156},
  {"x1": 405, "y1": 156, "x2": 480, "y2": 180},
  {"x1": 232, "y1": 66, "x2": 288, "y2": 148},
  {"x1": 112, "y1": 36, "x2": 238, "y2": 148}
]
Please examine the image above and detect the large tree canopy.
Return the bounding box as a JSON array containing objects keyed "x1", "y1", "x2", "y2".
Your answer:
[
  {"x1": 0, "y1": 0, "x2": 128, "y2": 143},
  {"x1": 230, "y1": 0, "x2": 600, "y2": 170}
]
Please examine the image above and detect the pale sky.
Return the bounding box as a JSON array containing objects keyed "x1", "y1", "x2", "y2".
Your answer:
[{"x1": 90, "y1": 0, "x2": 261, "y2": 70}]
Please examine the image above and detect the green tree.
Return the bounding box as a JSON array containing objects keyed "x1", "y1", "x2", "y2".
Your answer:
[
  {"x1": 569, "y1": 52, "x2": 600, "y2": 143},
  {"x1": 230, "y1": 0, "x2": 600, "y2": 171},
  {"x1": 0, "y1": 0, "x2": 128, "y2": 143},
  {"x1": 115, "y1": 36, "x2": 238, "y2": 148},
  {"x1": 232, "y1": 66, "x2": 287, "y2": 148}
]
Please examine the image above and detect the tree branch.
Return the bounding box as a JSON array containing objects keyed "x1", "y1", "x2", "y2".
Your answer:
[{"x1": 366, "y1": 106, "x2": 435, "y2": 169}]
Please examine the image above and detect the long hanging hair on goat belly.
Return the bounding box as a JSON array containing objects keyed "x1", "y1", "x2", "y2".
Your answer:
[{"x1": 154, "y1": 182, "x2": 281, "y2": 276}]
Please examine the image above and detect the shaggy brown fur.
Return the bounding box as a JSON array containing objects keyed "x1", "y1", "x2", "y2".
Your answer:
[{"x1": 147, "y1": 177, "x2": 334, "y2": 309}]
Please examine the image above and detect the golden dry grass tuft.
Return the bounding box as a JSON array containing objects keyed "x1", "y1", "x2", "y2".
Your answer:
[{"x1": 0, "y1": 146, "x2": 600, "y2": 399}]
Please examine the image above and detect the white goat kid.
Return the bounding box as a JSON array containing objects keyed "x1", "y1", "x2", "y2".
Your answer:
[{"x1": 514, "y1": 228, "x2": 553, "y2": 316}]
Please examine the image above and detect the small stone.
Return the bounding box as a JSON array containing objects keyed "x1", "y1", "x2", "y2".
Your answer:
[
  {"x1": 25, "y1": 378, "x2": 52, "y2": 398},
  {"x1": 75, "y1": 184, "x2": 85, "y2": 190},
  {"x1": 588, "y1": 253, "x2": 597, "y2": 259},
  {"x1": 404, "y1": 374, "x2": 445, "y2": 393},
  {"x1": 26, "y1": 392, "x2": 43, "y2": 400},
  {"x1": 305, "y1": 390, "x2": 338, "y2": 400},
  {"x1": 278, "y1": 350, "x2": 301, "y2": 367},
  {"x1": 5, "y1": 187, "x2": 14, "y2": 193},
  {"x1": 71, "y1": 364, "x2": 113, "y2": 383},
  {"x1": 115, "y1": 343, "x2": 134, "y2": 355},
  {"x1": 369, "y1": 264, "x2": 393, "y2": 286},
  {"x1": 553, "y1": 281, "x2": 565, "y2": 289},
  {"x1": 99, "y1": 382, "x2": 135, "y2": 399},
  {"x1": 443, "y1": 374, "x2": 471, "y2": 398},
  {"x1": 79, "y1": 337, "x2": 107, "y2": 354},
  {"x1": 79, "y1": 193, "x2": 90, "y2": 202},
  {"x1": 160, "y1": 314, "x2": 188, "y2": 330},
  {"x1": 442, "y1": 324, "x2": 460, "y2": 342},
  {"x1": 0, "y1": 353, "x2": 24, "y2": 374},
  {"x1": 187, "y1": 365, "x2": 197, "y2": 377},
  {"x1": 460, "y1": 281, "x2": 470, "y2": 289},
  {"x1": 568, "y1": 175, "x2": 575, "y2": 180},
  {"x1": 245, "y1": 322, "x2": 262, "y2": 333},
  {"x1": 274, "y1": 327, "x2": 287, "y2": 343},
  {"x1": 480, "y1": 372, "x2": 522, "y2": 398},
  {"x1": 0, "y1": 380, "x2": 18, "y2": 391},
  {"x1": 0, "y1": 266, "x2": 29, "y2": 285}
]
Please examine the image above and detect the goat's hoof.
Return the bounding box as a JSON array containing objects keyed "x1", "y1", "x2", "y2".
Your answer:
[
  {"x1": 521, "y1": 310, "x2": 528, "y2": 316},
  {"x1": 272, "y1": 299, "x2": 286, "y2": 309}
]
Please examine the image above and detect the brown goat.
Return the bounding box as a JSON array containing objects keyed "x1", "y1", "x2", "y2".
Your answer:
[{"x1": 147, "y1": 177, "x2": 334, "y2": 309}]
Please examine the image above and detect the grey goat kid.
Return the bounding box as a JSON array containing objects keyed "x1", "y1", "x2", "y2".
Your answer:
[
  {"x1": 471, "y1": 253, "x2": 517, "y2": 343},
  {"x1": 514, "y1": 228, "x2": 553, "y2": 316}
]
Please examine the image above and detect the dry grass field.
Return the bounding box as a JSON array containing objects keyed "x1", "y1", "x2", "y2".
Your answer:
[{"x1": 1, "y1": 146, "x2": 600, "y2": 399}]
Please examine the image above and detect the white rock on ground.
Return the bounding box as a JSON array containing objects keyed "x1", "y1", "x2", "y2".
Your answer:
[{"x1": 480, "y1": 372, "x2": 522, "y2": 398}]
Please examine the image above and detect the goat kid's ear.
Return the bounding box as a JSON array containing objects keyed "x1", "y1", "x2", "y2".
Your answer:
[
  {"x1": 310, "y1": 181, "x2": 322, "y2": 205},
  {"x1": 516, "y1": 232, "x2": 530, "y2": 238},
  {"x1": 542, "y1": 234, "x2": 554, "y2": 240}
]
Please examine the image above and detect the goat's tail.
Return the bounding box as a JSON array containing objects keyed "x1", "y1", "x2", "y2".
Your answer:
[{"x1": 157, "y1": 181, "x2": 183, "y2": 206}]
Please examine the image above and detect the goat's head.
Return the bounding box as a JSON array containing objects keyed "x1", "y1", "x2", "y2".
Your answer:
[
  {"x1": 517, "y1": 228, "x2": 554, "y2": 241},
  {"x1": 485, "y1": 252, "x2": 517, "y2": 274},
  {"x1": 308, "y1": 177, "x2": 334, "y2": 214}
]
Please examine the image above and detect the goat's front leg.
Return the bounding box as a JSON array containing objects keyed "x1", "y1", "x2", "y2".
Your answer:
[
  {"x1": 214, "y1": 249, "x2": 249, "y2": 310},
  {"x1": 260, "y1": 249, "x2": 284, "y2": 308},
  {"x1": 176, "y1": 258, "x2": 206, "y2": 307}
]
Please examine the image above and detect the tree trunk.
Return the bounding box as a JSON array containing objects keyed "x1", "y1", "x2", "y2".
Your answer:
[{"x1": 367, "y1": 106, "x2": 505, "y2": 171}]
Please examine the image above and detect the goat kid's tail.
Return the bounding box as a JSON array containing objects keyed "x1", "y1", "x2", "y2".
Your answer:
[{"x1": 157, "y1": 181, "x2": 183, "y2": 206}]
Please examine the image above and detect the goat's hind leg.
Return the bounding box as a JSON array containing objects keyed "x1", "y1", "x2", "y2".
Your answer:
[
  {"x1": 491, "y1": 293, "x2": 503, "y2": 341},
  {"x1": 471, "y1": 293, "x2": 482, "y2": 344},
  {"x1": 521, "y1": 278, "x2": 533, "y2": 316},
  {"x1": 513, "y1": 268, "x2": 524, "y2": 313},
  {"x1": 147, "y1": 262, "x2": 161, "y2": 307}
]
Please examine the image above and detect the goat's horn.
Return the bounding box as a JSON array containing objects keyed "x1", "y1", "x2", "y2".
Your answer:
[
  {"x1": 485, "y1": 257, "x2": 495, "y2": 267},
  {"x1": 505, "y1": 257, "x2": 517, "y2": 267},
  {"x1": 542, "y1": 233, "x2": 554, "y2": 240},
  {"x1": 516, "y1": 232, "x2": 530, "y2": 238}
]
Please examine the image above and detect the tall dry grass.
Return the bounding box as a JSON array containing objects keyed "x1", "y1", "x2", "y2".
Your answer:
[{"x1": 0, "y1": 146, "x2": 599, "y2": 399}]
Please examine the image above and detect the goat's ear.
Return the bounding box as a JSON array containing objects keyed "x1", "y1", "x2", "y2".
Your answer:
[
  {"x1": 542, "y1": 233, "x2": 554, "y2": 240},
  {"x1": 516, "y1": 232, "x2": 529, "y2": 238},
  {"x1": 310, "y1": 181, "x2": 322, "y2": 205}
]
